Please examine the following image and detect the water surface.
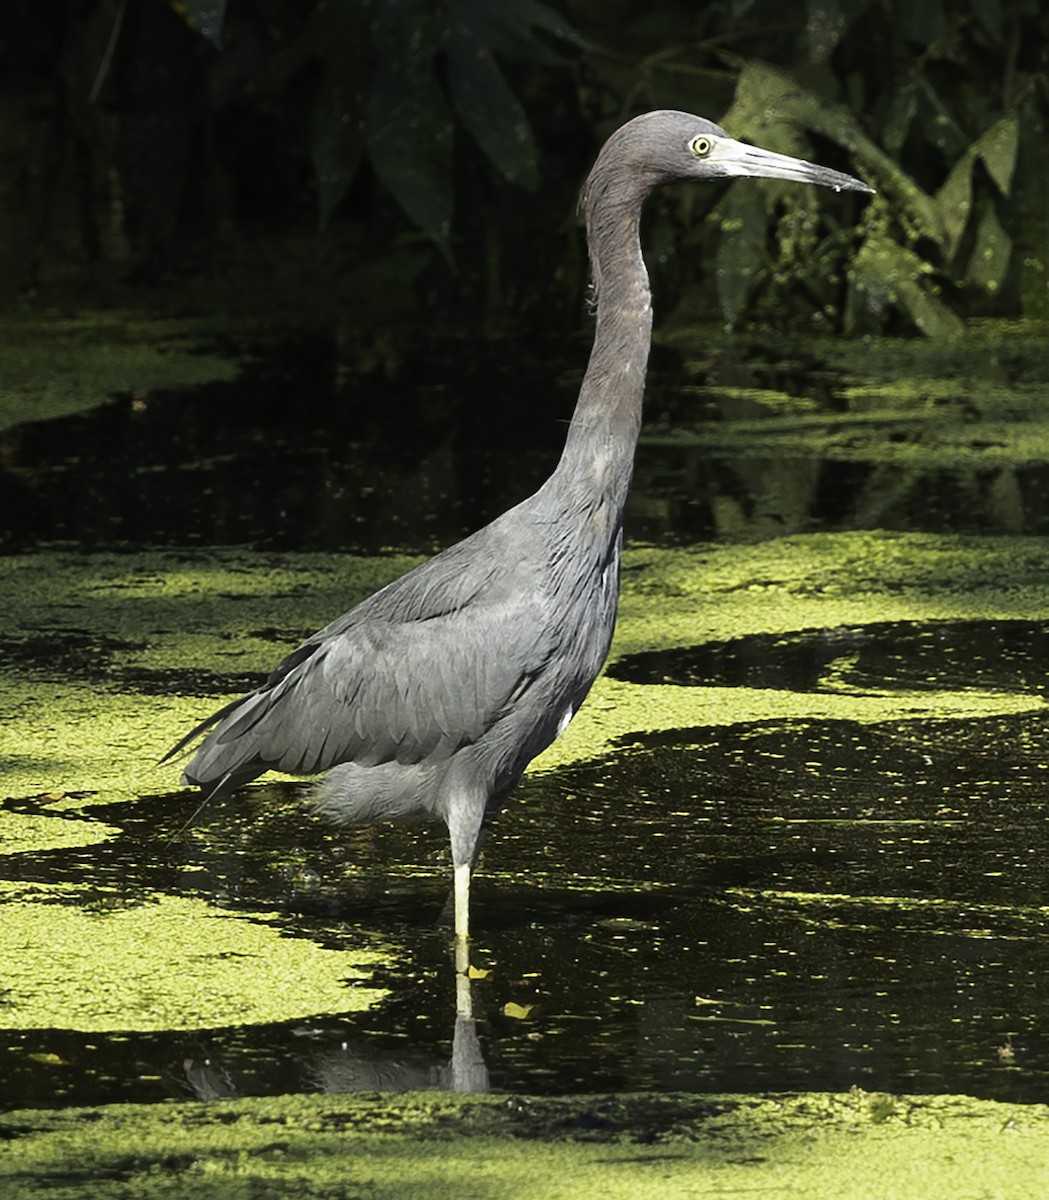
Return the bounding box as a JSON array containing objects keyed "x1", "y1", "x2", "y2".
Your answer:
[{"x1": 2, "y1": 318, "x2": 1049, "y2": 1112}]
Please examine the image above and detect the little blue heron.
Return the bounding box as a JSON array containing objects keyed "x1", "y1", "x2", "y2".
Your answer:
[{"x1": 168, "y1": 111, "x2": 871, "y2": 970}]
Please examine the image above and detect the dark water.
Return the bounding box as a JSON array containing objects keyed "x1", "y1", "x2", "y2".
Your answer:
[
  {"x1": 3, "y1": 329, "x2": 1049, "y2": 1111},
  {"x1": 4, "y1": 330, "x2": 1049, "y2": 555},
  {"x1": 609, "y1": 619, "x2": 1049, "y2": 697},
  {"x1": 3, "y1": 620, "x2": 1049, "y2": 1110}
]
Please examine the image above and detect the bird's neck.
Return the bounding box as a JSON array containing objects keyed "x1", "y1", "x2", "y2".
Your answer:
[{"x1": 553, "y1": 191, "x2": 652, "y2": 505}]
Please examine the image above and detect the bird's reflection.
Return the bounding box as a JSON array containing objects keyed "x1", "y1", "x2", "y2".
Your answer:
[
  {"x1": 312, "y1": 1011, "x2": 489, "y2": 1095},
  {"x1": 180, "y1": 972, "x2": 488, "y2": 1100},
  {"x1": 181, "y1": 1053, "x2": 239, "y2": 1101}
]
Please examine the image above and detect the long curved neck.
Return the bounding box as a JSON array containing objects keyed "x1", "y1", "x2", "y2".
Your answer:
[{"x1": 551, "y1": 174, "x2": 652, "y2": 505}]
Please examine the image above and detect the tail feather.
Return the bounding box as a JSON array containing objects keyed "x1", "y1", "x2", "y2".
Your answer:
[
  {"x1": 160, "y1": 693, "x2": 252, "y2": 766},
  {"x1": 189, "y1": 763, "x2": 268, "y2": 803},
  {"x1": 163, "y1": 692, "x2": 270, "y2": 799}
]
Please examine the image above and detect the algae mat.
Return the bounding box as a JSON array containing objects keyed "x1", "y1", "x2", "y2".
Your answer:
[
  {"x1": 3, "y1": 531, "x2": 1049, "y2": 1103},
  {"x1": 1, "y1": 1089, "x2": 1045, "y2": 1199},
  {"x1": 3, "y1": 530, "x2": 1049, "y2": 805}
]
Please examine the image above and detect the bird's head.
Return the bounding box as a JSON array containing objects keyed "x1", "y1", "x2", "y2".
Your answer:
[{"x1": 591, "y1": 110, "x2": 873, "y2": 201}]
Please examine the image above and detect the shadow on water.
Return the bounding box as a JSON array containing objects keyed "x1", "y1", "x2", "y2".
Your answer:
[
  {"x1": 608, "y1": 619, "x2": 1049, "y2": 696},
  {"x1": 5, "y1": 324, "x2": 1049, "y2": 1113},
  {"x1": 3, "y1": 633, "x2": 1049, "y2": 1108}
]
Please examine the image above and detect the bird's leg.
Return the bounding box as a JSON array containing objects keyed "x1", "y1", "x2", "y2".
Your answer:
[
  {"x1": 455, "y1": 969, "x2": 473, "y2": 1018},
  {"x1": 453, "y1": 861, "x2": 471, "y2": 975},
  {"x1": 452, "y1": 862, "x2": 473, "y2": 1017},
  {"x1": 451, "y1": 1008, "x2": 488, "y2": 1092},
  {"x1": 448, "y1": 798, "x2": 482, "y2": 998}
]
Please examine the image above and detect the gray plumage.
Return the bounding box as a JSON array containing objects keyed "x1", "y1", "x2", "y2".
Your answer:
[{"x1": 168, "y1": 111, "x2": 871, "y2": 957}]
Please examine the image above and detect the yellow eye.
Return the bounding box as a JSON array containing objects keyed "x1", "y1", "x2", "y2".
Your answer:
[{"x1": 689, "y1": 135, "x2": 713, "y2": 158}]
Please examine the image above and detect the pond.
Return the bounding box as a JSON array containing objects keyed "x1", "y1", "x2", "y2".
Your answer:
[{"x1": 2, "y1": 313, "x2": 1049, "y2": 1113}]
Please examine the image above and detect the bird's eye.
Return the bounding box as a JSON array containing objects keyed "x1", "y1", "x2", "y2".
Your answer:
[{"x1": 689, "y1": 135, "x2": 713, "y2": 158}]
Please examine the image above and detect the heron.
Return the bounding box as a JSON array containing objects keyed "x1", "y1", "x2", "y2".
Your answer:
[{"x1": 167, "y1": 110, "x2": 871, "y2": 976}]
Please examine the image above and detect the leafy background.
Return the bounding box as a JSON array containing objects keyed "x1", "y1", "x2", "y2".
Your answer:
[{"x1": 2, "y1": 0, "x2": 1047, "y2": 336}]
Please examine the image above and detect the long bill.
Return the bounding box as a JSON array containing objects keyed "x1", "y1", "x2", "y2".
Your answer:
[{"x1": 713, "y1": 139, "x2": 874, "y2": 194}]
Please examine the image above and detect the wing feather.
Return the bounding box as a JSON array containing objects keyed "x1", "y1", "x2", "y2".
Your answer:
[{"x1": 180, "y1": 556, "x2": 557, "y2": 788}]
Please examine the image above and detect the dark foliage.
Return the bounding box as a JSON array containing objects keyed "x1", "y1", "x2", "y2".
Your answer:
[{"x1": 1, "y1": 0, "x2": 1047, "y2": 334}]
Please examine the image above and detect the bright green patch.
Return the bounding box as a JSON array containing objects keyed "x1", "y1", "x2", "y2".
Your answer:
[
  {"x1": 3, "y1": 532, "x2": 1049, "y2": 801},
  {"x1": 0, "y1": 677, "x2": 204, "y2": 802},
  {"x1": 1, "y1": 1089, "x2": 1046, "y2": 1199},
  {"x1": 534, "y1": 675, "x2": 1046, "y2": 773},
  {"x1": 697, "y1": 384, "x2": 822, "y2": 415},
  {"x1": 0, "y1": 810, "x2": 119, "y2": 855},
  {"x1": 0, "y1": 884, "x2": 387, "y2": 1031},
  {"x1": 615, "y1": 530, "x2": 1049, "y2": 653},
  {"x1": 0, "y1": 312, "x2": 242, "y2": 431},
  {"x1": 658, "y1": 319, "x2": 1049, "y2": 467},
  {"x1": 723, "y1": 887, "x2": 1049, "y2": 941},
  {"x1": 672, "y1": 413, "x2": 1049, "y2": 467},
  {"x1": 0, "y1": 550, "x2": 415, "y2": 801},
  {"x1": 534, "y1": 529, "x2": 1049, "y2": 766}
]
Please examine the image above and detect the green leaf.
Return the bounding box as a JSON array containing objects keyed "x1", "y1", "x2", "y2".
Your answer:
[
  {"x1": 850, "y1": 232, "x2": 965, "y2": 339},
  {"x1": 715, "y1": 184, "x2": 770, "y2": 326},
  {"x1": 882, "y1": 78, "x2": 919, "y2": 158},
  {"x1": 935, "y1": 115, "x2": 1020, "y2": 259},
  {"x1": 966, "y1": 204, "x2": 1011, "y2": 295},
  {"x1": 366, "y1": 2, "x2": 454, "y2": 246},
  {"x1": 977, "y1": 115, "x2": 1019, "y2": 195},
  {"x1": 725, "y1": 61, "x2": 947, "y2": 252},
  {"x1": 297, "y1": 2, "x2": 372, "y2": 226},
  {"x1": 313, "y1": 73, "x2": 367, "y2": 227},
  {"x1": 446, "y1": 28, "x2": 538, "y2": 190},
  {"x1": 936, "y1": 157, "x2": 975, "y2": 261}
]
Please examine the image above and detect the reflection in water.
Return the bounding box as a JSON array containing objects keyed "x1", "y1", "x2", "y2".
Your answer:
[
  {"x1": 6, "y1": 328, "x2": 1049, "y2": 555},
  {"x1": 2, "y1": 614, "x2": 1046, "y2": 1108},
  {"x1": 609, "y1": 619, "x2": 1049, "y2": 696},
  {"x1": 181, "y1": 1011, "x2": 489, "y2": 1100},
  {"x1": 182, "y1": 1053, "x2": 239, "y2": 1101},
  {"x1": 3, "y1": 656, "x2": 1049, "y2": 1109},
  {"x1": 7, "y1": 324, "x2": 1049, "y2": 1118},
  {"x1": 312, "y1": 1014, "x2": 488, "y2": 1096}
]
